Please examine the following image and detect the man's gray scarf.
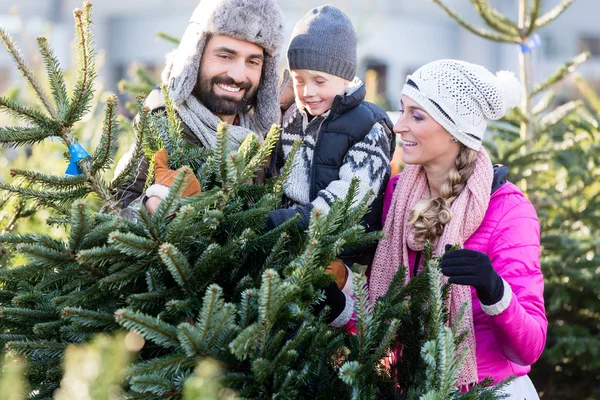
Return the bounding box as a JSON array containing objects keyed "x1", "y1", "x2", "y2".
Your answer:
[{"x1": 176, "y1": 95, "x2": 261, "y2": 151}]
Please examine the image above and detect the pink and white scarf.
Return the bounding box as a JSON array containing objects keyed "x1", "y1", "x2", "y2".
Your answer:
[{"x1": 369, "y1": 148, "x2": 494, "y2": 387}]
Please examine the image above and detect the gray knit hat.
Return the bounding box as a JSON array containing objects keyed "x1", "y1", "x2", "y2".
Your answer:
[
  {"x1": 161, "y1": 0, "x2": 284, "y2": 134},
  {"x1": 287, "y1": 5, "x2": 357, "y2": 81}
]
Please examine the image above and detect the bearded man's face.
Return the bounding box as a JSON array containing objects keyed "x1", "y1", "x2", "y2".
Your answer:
[{"x1": 193, "y1": 34, "x2": 264, "y2": 116}]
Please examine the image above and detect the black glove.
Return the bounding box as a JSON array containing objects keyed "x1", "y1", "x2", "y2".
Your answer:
[
  {"x1": 441, "y1": 247, "x2": 504, "y2": 305},
  {"x1": 312, "y1": 282, "x2": 347, "y2": 324},
  {"x1": 265, "y1": 205, "x2": 312, "y2": 232}
]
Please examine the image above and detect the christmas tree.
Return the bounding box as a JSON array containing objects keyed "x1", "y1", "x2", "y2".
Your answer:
[
  {"x1": 432, "y1": 0, "x2": 600, "y2": 397},
  {"x1": 0, "y1": 2, "x2": 508, "y2": 398}
]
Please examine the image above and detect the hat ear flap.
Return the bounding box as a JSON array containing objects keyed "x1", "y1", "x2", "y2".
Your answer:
[
  {"x1": 251, "y1": 56, "x2": 281, "y2": 136},
  {"x1": 165, "y1": 29, "x2": 208, "y2": 107}
]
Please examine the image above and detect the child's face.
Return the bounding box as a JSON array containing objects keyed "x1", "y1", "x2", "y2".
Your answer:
[{"x1": 291, "y1": 70, "x2": 349, "y2": 116}]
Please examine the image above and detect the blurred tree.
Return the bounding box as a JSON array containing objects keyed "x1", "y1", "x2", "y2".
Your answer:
[{"x1": 431, "y1": 0, "x2": 600, "y2": 398}]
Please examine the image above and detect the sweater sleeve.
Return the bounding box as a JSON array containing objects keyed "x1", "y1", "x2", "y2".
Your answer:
[
  {"x1": 311, "y1": 122, "x2": 392, "y2": 214},
  {"x1": 483, "y1": 199, "x2": 548, "y2": 366}
]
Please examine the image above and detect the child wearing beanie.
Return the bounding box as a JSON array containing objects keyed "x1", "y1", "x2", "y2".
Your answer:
[
  {"x1": 265, "y1": 5, "x2": 395, "y2": 328},
  {"x1": 364, "y1": 59, "x2": 546, "y2": 397}
]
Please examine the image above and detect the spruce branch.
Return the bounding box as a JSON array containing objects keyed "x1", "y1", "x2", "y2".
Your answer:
[
  {"x1": 107, "y1": 230, "x2": 157, "y2": 258},
  {"x1": 0, "y1": 182, "x2": 91, "y2": 209},
  {"x1": 114, "y1": 309, "x2": 179, "y2": 349},
  {"x1": 36, "y1": 36, "x2": 69, "y2": 114},
  {"x1": 0, "y1": 126, "x2": 57, "y2": 148},
  {"x1": 127, "y1": 353, "x2": 191, "y2": 377},
  {"x1": 471, "y1": 0, "x2": 520, "y2": 36},
  {"x1": 430, "y1": 0, "x2": 520, "y2": 43},
  {"x1": 68, "y1": 200, "x2": 92, "y2": 251},
  {"x1": 573, "y1": 73, "x2": 600, "y2": 113},
  {"x1": 0, "y1": 97, "x2": 58, "y2": 128},
  {"x1": 531, "y1": 52, "x2": 590, "y2": 96},
  {"x1": 9, "y1": 169, "x2": 88, "y2": 190},
  {"x1": 61, "y1": 307, "x2": 119, "y2": 329},
  {"x1": 109, "y1": 101, "x2": 147, "y2": 191},
  {"x1": 525, "y1": 0, "x2": 542, "y2": 36},
  {"x1": 158, "y1": 243, "x2": 196, "y2": 296},
  {"x1": 271, "y1": 139, "x2": 301, "y2": 200},
  {"x1": 5, "y1": 340, "x2": 65, "y2": 359},
  {"x1": 63, "y1": 3, "x2": 96, "y2": 126},
  {"x1": 0, "y1": 27, "x2": 58, "y2": 119},
  {"x1": 534, "y1": 0, "x2": 575, "y2": 29},
  {"x1": 91, "y1": 94, "x2": 119, "y2": 174}
]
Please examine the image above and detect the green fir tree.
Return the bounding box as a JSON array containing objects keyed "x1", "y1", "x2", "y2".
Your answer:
[
  {"x1": 431, "y1": 0, "x2": 600, "y2": 398},
  {"x1": 0, "y1": 2, "x2": 509, "y2": 399}
]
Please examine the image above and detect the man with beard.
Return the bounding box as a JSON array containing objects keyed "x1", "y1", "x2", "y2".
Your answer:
[{"x1": 114, "y1": 0, "x2": 284, "y2": 215}]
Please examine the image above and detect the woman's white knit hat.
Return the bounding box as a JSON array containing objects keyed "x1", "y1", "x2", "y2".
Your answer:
[{"x1": 402, "y1": 59, "x2": 522, "y2": 150}]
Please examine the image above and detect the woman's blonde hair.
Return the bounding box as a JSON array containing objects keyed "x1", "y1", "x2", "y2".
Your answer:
[{"x1": 408, "y1": 145, "x2": 479, "y2": 245}]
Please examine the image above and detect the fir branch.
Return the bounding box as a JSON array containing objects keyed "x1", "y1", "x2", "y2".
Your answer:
[
  {"x1": 534, "y1": 0, "x2": 575, "y2": 29},
  {"x1": 158, "y1": 243, "x2": 196, "y2": 296},
  {"x1": 91, "y1": 94, "x2": 119, "y2": 173},
  {"x1": 98, "y1": 259, "x2": 153, "y2": 287},
  {"x1": 215, "y1": 122, "x2": 229, "y2": 188},
  {"x1": 76, "y1": 245, "x2": 128, "y2": 267},
  {"x1": 149, "y1": 168, "x2": 189, "y2": 224},
  {"x1": 430, "y1": 0, "x2": 520, "y2": 43},
  {"x1": 68, "y1": 200, "x2": 92, "y2": 251},
  {"x1": 63, "y1": 3, "x2": 96, "y2": 125},
  {"x1": 114, "y1": 309, "x2": 179, "y2": 349},
  {"x1": 238, "y1": 288, "x2": 258, "y2": 328},
  {"x1": 33, "y1": 320, "x2": 63, "y2": 338},
  {"x1": 156, "y1": 32, "x2": 180, "y2": 45},
  {"x1": 538, "y1": 100, "x2": 583, "y2": 131},
  {"x1": 262, "y1": 233, "x2": 289, "y2": 272},
  {"x1": 532, "y1": 52, "x2": 589, "y2": 96},
  {"x1": 176, "y1": 323, "x2": 207, "y2": 358},
  {"x1": 36, "y1": 37, "x2": 69, "y2": 114},
  {"x1": 129, "y1": 374, "x2": 178, "y2": 396},
  {"x1": 0, "y1": 96, "x2": 58, "y2": 128},
  {"x1": 107, "y1": 230, "x2": 157, "y2": 258},
  {"x1": 471, "y1": 0, "x2": 519, "y2": 36},
  {"x1": 9, "y1": 169, "x2": 88, "y2": 190},
  {"x1": 245, "y1": 124, "x2": 281, "y2": 177},
  {"x1": 160, "y1": 84, "x2": 184, "y2": 156},
  {"x1": 61, "y1": 307, "x2": 119, "y2": 329},
  {"x1": 271, "y1": 139, "x2": 301, "y2": 200},
  {"x1": 110, "y1": 101, "x2": 146, "y2": 191},
  {"x1": 5, "y1": 340, "x2": 65, "y2": 359},
  {"x1": 127, "y1": 354, "x2": 196, "y2": 385},
  {"x1": 0, "y1": 307, "x2": 58, "y2": 323},
  {"x1": 525, "y1": 0, "x2": 542, "y2": 37},
  {"x1": 0, "y1": 126, "x2": 57, "y2": 148},
  {"x1": 0, "y1": 27, "x2": 58, "y2": 119},
  {"x1": 0, "y1": 182, "x2": 91, "y2": 208}
]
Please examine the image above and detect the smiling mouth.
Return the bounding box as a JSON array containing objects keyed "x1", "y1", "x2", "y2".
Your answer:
[
  {"x1": 216, "y1": 83, "x2": 243, "y2": 93},
  {"x1": 402, "y1": 140, "x2": 417, "y2": 147},
  {"x1": 305, "y1": 100, "x2": 322, "y2": 107}
]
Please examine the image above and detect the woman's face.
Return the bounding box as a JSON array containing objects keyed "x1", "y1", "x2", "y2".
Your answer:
[{"x1": 393, "y1": 95, "x2": 460, "y2": 171}]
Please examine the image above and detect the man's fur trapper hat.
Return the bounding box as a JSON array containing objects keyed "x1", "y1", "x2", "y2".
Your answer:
[{"x1": 161, "y1": 0, "x2": 284, "y2": 134}]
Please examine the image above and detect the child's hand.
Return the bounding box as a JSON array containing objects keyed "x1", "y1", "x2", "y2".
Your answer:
[{"x1": 279, "y1": 69, "x2": 295, "y2": 111}]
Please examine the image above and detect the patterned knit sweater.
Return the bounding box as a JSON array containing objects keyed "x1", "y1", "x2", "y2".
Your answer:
[{"x1": 280, "y1": 81, "x2": 392, "y2": 214}]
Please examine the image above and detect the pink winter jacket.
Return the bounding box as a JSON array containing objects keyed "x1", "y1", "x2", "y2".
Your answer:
[{"x1": 381, "y1": 174, "x2": 548, "y2": 384}]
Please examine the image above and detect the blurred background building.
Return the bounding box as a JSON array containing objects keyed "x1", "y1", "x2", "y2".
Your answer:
[{"x1": 1, "y1": 0, "x2": 599, "y2": 110}]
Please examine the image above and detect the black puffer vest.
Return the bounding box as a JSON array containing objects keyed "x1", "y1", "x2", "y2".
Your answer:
[{"x1": 309, "y1": 84, "x2": 395, "y2": 234}]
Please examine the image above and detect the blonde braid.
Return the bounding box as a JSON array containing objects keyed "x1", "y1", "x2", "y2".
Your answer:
[{"x1": 408, "y1": 145, "x2": 479, "y2": 245}]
